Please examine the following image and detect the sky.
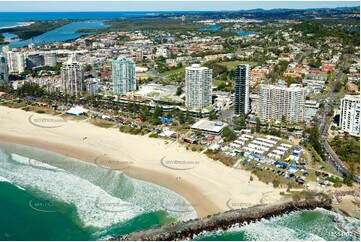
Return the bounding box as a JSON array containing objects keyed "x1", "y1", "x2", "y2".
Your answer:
[{"x1": 0, "y1": 0, "x2": 359, "y2": 12}]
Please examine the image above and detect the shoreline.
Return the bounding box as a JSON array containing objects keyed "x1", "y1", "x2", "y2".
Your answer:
[
  {"x1": 0, "y1": 21, "x2": 35, "y2": 30},
  {"x1": 0, "y1": 106, "x2": 284, "y2": 218},
  {"x1": 0, "y1": 134, "x2": 220, "y2": 218}
]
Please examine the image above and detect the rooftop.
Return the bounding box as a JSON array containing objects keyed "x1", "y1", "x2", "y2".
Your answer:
[
  {"x1": 191, "y1": 119, "x2": 227, "y2": 133},
  {"x1": 113, "y1": 58, "x2": 135, "y2": 63},
  {"x1": 342, "y1": 94, "x2": 360, "y2": 102},
  {"x1": 186, "y1": 64, "x2": 209, "y2": 71}
]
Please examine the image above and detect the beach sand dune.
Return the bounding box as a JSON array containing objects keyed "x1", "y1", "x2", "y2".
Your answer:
[{"x1": 0, "y1": 106, "x2": 283, "y2": 217}]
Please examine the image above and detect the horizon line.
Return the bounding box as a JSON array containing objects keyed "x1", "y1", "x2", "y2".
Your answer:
[{"x1": 0, "y1": 5, "x2": 359, "y2": 13}]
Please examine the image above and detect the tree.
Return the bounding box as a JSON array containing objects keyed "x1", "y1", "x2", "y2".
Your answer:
[
  {"x1": 127, "y1": 102, "x2": 138, "y2": 113},
  {"x1": 234, "y1": 114, "x2": 246, "y2": 130},
  {"x1": 16, "y1": 83, "x2": 46, "y2": 97},
  {"x1": 153, "y1": 106, "x2": 162, "y2": 119},
  {"x1": 0, "y1": 83, "x2": 13, "y2": 93},
  {"x1": 334, "y1": 81, "x2": 343, "y2": 92},
  {"x1": 217, "y1": 82, "x2": 228, "y2": 91},
  {"x1": 150, "y1": 117, "x2": 162, "y2": 125},
  {"x1": 209, "y1": 113, "x2": 217, "y2": 120},
  {"x1": 140, "y1": 106, "x2": 150, "y2": 122},
  {"x1": 307, "y1": 125, "x2": 326, "y2": 161},
  {"x1": 228, "y1": 69, "x2": 236, "y2": 80},
  {"x1": 343, "y1": 169, "x2": 354, "y2": 187},
  {"x1": 256, "y1": 118, "x2": 261, "y2": 133},
  {"x1": 85, "y1": 39, "x2": 93, "y2": 46},
  {"x1": 222, "y1": 127, "x2": 237, "y2": 142},
  {"x1": 330, "y1": 136, "x2": 360, "y2": 169},
  {"x1": 166, "y1": 112, "x2": 173, "y2": 119},
  {"x1": 203, "y1": 60, "x2": 228, "y2": 78},
  {"x1": 85, "y1": 64, "x2": 92, "y2": 72},
  {"x1": 185, "y1": 110, "x2": 195, "y2": 124},
  {"x1": 281, "y1": 115, "x2": 287, "y2": 124},
  {"x1": 176, "y1": 110, "x2": 185, "y2": 124},
  {"x1": 176, "y1": 87, "x2": 183, "y2": 96}
]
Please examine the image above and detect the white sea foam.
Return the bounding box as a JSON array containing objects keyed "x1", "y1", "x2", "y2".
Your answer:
[
  {"x1": 0, "y1": 173, "x2": 25, "y2": 190},
  {"x1": 0, "y1": 21, "x2": 34, "y2": 30},
  {"x1": 0, "y1": 146, "x2": 197, "y2": 231},
  {"x1": 126, "y1": 177, "x2": 197, "y2": 222},
  {"x1": 194, "y1": 209, "x2": 360, "y2": 241},
  {"x1": 66, "y1": 155, "x2": 197, "y2": 222},
  {"x1": 241, "y1": 219, "x2": 325, "y2": 241},
  {"x1": 11, "y1": 153, "x2": 64, "y2": 171},
  {"x1": 1, "y1": 152, "x2": 143, "y2": 229},
  {"x1": 0, "y1": 175, "x2": 12, "y2": 184}
]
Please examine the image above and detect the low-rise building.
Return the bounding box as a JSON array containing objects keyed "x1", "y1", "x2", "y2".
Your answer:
[{"x1": 191, "y1": 119, "x2": 227, "y2": 136}]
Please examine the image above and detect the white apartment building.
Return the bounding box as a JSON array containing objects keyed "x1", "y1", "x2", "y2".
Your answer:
[
  {"x1": 185, "y1": 64, "x2": 212, "y2": 110},
  {"x1": 112, "y1": 58, "x2": 136, "y2": 96},
  {"x1": 7, "y1": 51, "x2": 25, "y2": 73},
  {"x1": 43, "y1": 52, "x2": 57, "y2": 67},
  {"x1": 259, "y1": 84, "x2": 305, "y2": 123},
  {"x1": 61, "y1": 61, "x2": 84, "y2": 97},
  {"x1": 339, "y1": 95, "x2": 360, "y2": 137}
]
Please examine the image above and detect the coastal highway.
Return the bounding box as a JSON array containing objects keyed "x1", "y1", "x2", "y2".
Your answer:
[
  {"x1": 316, "y1": 54, "x2": 359, "y2": 183},
  {"x1": 320, "y1": 120, "x2": 360, "y2": 183}
]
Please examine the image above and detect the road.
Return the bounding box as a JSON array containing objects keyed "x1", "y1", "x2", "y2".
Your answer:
[
  {"x1": 146, "y1": 62, "x2": 164, "y2": 81},
  {"x1": 218, "y1": 103, "x2": 234, "y2": 122},
  {"x1": 294, "y1": 48, "x2": 313, "y2": 64},
  {"x1": 316, "y1": 54, "x2": 359, "y2": 183}
]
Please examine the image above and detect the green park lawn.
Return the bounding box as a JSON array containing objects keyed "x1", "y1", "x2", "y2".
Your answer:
[{"x1": 162, "y1": 66, "x2": 186, "y2": 77}]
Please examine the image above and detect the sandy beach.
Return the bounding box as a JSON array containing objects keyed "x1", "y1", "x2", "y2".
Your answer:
[{"x1": 0, "y1": 106, "x2": 283, "y2": 218}]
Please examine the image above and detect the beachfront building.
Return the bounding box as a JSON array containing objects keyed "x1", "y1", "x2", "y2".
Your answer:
[
  {"x1": 112, "y1": 58, "x2": 136, "y2": 96},
  {"x1": 339, "y1": 95, "x2": 360, "y2": 137},
  {"x1": 0, "y1": 54, "x2": 9, "y2": 84},
  {"x1": 6, "y1": 51, "x2": 25, "y2": 73},
  {"x1": 234, "y1": 64, "x2": 250, "y2": 115},
  {"x1": 61, "y1": 61, "x2": 84, "y2": 97},
  {"x1": 259, "y1": 84, "x2": 305, "y2": 123},
  {"x1": 185, "y1": 64, "x2": 212, "y2": 110},
  {"x1": 191, "y1": 119, "x2": 227, "y2": 136}
]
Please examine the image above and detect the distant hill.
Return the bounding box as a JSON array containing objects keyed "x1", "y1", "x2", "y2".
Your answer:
[{"x1": 236, "y1": 6, "x2": 359, "y2": 13}]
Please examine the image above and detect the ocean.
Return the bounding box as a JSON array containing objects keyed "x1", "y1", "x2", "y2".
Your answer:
[
  {"x1": 0, "y1": 142, "x2": 359, "y2": 241},
  {"x1": 194, "y1": 209, "x2": 360, "y2": 241},
  {"x1": 0, "y1": 142, "x2": 196, "y2": 240},
  {"x1": 0, "y1": 12, "x2": 162, "y2": 24}
]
